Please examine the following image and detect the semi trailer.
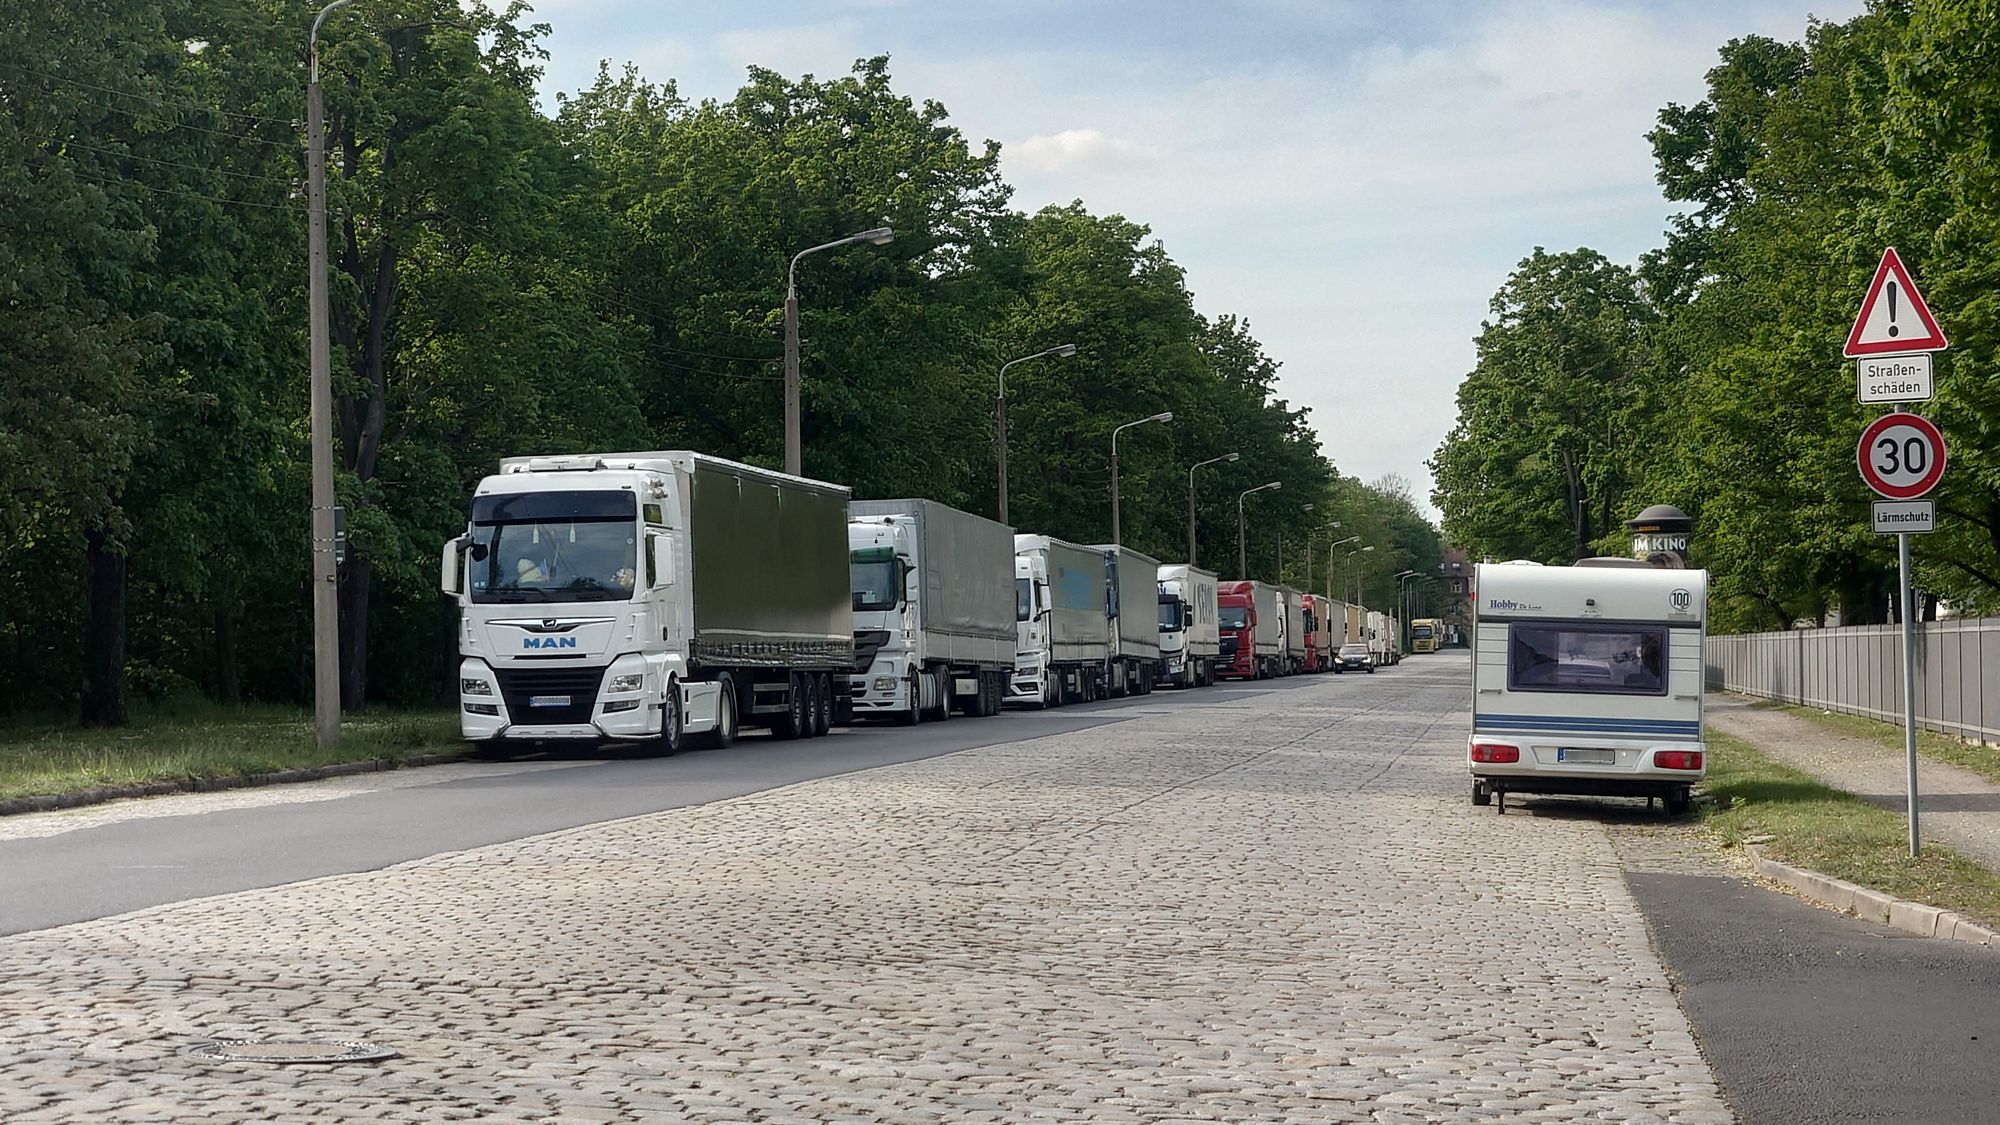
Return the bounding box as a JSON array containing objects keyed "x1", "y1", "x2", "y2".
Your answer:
[
  {"x1": 444, "y1": 452, "x2": 852, "y2": 752},
  {"x1": 1011, "y1": 535, "x2": 1113, "y2": 706},
  {"x1": 1217, "y1": 580, "x2": 1283, "y2": 679},
  {"x1": 848, "y1": 499, "x2": 1016, "y2": 724},
  {"x1": 1157, "y1": 563, "x2": 1220, "y2": 688},
  {"x1": 1092, "y1": 544, "x2": 1164, "y2": 696}
]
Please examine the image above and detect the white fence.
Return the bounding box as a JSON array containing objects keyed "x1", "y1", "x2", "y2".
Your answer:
[{"x1": 1706, "y1": 617, "x2": 2000, "y2": 742}]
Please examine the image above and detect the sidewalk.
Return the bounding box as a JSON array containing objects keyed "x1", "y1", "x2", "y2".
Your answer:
[{"x1": 1708, "y1": 695, "x2": 2000, "y2": 872}]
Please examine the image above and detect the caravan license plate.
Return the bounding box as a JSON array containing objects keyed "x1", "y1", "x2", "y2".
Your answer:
[
  {"x1": 527, "y1": 695, "x2": 571, "y2": 708},
  {"x1": 1557, "y1": 747, "x2": 1616, "y2": 765}
]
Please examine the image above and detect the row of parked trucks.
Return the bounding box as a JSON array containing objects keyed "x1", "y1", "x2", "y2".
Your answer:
[
  {"x1": 1214, "y1": 583, "x2": 1402, "y2": 679},
  {"x1": 441, "y1": 452, "x2": 1404, "y2": 749}
]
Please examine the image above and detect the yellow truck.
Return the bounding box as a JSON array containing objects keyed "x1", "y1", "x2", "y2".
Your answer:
[{"x1": 1410, "y1": 618, "x2": 1443, "y2": 654}]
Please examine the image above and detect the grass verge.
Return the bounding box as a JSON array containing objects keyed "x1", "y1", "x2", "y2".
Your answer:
[
  {"x1": 1704, "y1": 730, "x2": 2000, "y2": 929},
  {"x1": 1752, "y1": 701, "x2": 2000, "y2": 786},
  {"x1": 0, "y1": 703, "x2": 465, "y2": 802}
]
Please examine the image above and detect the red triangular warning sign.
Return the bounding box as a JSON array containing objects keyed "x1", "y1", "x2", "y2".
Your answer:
[{"x1": 1844, "y1": 247, "x2": 1948, "y2": 357}]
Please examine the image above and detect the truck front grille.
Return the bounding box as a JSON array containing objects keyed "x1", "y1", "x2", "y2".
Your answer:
[
  {"x1": 495, "y1": 667, "x2": 603, "y2": 726},
  {"x1": 852, "y1": 630, "x2": 892, "y2": 674}
]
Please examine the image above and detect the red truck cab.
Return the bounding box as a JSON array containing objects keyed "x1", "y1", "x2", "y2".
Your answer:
[{"x1": 1216, "y1": 580, "x2": 1258, "y2": 680}]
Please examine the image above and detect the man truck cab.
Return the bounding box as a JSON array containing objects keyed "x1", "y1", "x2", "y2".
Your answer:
[{"x1": 1468, "y1": 560, "x2": 1708, "y2": 815}]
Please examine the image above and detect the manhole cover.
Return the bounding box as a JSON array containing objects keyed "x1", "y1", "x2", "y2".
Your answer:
[{"x1": 181, "y1": 1039, "x2": 398, "y2": 1064}]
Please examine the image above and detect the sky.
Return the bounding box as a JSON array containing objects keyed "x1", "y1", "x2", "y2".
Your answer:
[{"x1": 523, "y1": 0, "x2": 1864, "y2": 520}]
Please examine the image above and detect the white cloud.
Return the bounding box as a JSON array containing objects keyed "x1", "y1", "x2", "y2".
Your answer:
[
  {"x1": 712, "y1": 18, "x2": 867, "y2": 77},
  {"x1": 1009, "y1": 128, "x2": 1160, "y2": 174}
]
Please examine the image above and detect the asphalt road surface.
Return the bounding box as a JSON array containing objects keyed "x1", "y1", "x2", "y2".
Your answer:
[
  {"x1": 1628, "y1": 869, "x2": 2000, "y2": 1124},
  {"x1": 0, "y1": 673, "x2": 1333, "y2": 936}
]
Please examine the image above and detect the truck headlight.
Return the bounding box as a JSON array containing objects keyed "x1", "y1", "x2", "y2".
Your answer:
[
  {"x1": 873, "y1": 677, "x2": 896, "y2": 692},
  {"x1": 461, "y1": 678, "x2": 493, "y2": 696},
  {"x1": 608, "y1": 673, "x2": 645, "y2": 694}
]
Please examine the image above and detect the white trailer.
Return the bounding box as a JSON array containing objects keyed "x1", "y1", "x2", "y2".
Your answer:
[
  {"x1": 1157, "y1": 563, "x2": 1219, "y2": 688},
  {"x1": 848, "y1": 499, "x2": 1015, "y2": 725},
  {"x1": 1278, "y1": 585, "x2": 1307, "y2": 676},
  {"x1": 1090, "y1": 543, "x2": 1164, "y2": 696},
  {"x1": 1011, "y1": 535, "x2": 1112, "y2": 706},
  {"x1": 1468, "y1": 560, "x2": 1708, "y2": 815},
  {"x1": 442, "y1": 452, "x2": 852, "y2": 752},
  {"x1": 1249, "y1": 581, "x2": 1283, "y2": 675},
  {"x1": 1367, "y1": 610, "x2": 1395, "y2": 667}
]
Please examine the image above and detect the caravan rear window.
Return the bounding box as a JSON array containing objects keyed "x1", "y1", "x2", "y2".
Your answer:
[{"x1": 1507, "y1": 623, "x2": 1667, "y2": 696}]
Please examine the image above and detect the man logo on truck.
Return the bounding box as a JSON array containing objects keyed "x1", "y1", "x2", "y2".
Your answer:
[{"x1": 523, "y1": 636, "x2": 579, "y2": 650}]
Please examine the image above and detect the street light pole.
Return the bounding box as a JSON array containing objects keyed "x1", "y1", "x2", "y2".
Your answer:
[
  {"x1": 1236, "y1": 481, "x2": 1281, "y2": 580},
  {"x1": 996, "y1": 344, "x2": 1075, "y2": 525},
  {"x1": 1325, "y1": 535, "x2": 1358, "y2": 601},
  {"x1": 1306, "y1": 521, "x2": 1339, "y2": 596},
  {"x1": 784, "y1": 226, "x2": 894, "y2": 475},
  {"x1": 307, "y1": 0, "x2": 359, "y2": 750},
  {"x1": 1344, "y1": 545, "x2": 1375, "y2": 605},
  {"x1": 1110, "y1": 411, "x2": 1173, "y2": 545},
  {"x1": 1186, "y1": 453, "x2": 1238, "y2": 565}
]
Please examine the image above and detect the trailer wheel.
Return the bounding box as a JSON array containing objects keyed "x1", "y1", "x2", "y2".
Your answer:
[
  {"x1": 813, "y1": 673, "x2": 833, "y2": 737},
  {"x1": 774, "y1": 672, "x2": 808, "y2": 740},
  {"x1": 1664, "y1": 788, "x2": 1692, "y2": 817},
  {"x1": 1471, "y1": 779, "x2": 1491, "y2": 807}
]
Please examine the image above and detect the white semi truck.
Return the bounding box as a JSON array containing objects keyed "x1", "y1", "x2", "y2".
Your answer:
[
  {"x1": 847, "y1": 499, "x2": 1015, "y2": 724},
  {"x1": 1156, "y1": 563, "x2": 1219, "y2": 688},
  {"x1": 1011, "y1": 535, "x2": 1112, "y2": 706},
  {"x1": 1367, "y1": 610, "x2": 1401, "y2": 667},
  {"x1": 442, "y1": 452, "x2": 853, "y2": 752},
  {"x1": 1091, "y1": 543, "x2": 1164, "y2": 696}
]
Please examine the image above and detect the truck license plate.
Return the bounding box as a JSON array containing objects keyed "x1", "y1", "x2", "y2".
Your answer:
[
  {"x1": 528, "y1": 695, "x2": 571, "y2": 708},
  {"x1": 1557, "y1": 747, "x2": 1615, "y2": 765}
]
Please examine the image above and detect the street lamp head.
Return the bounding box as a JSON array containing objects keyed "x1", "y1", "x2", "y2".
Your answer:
[
  {"x1": 859, "y1": 226, "x2": 895, "y2": 245},
  {"x1": 1050, "y1": 343, "x2": 1078, "y2": 358},
  {"x1": 1223, "y1": 452, "x2": 1240, "y2": 462},
  {"x1": 1361, "y1": 545, "x2": 1376, "y2": 553},
  {"x1": 1265, "y1": 480, "x2": 1282, "y2": 491},
  {"x1": 1151, "y1": 411, "x2": 1174, "y2": 424}
]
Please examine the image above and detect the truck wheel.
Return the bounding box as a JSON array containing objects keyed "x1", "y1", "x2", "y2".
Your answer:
[
  {"x1": 1665, "y1": 788, "x2": 1692, "y2": 817},
  {"x1": 930, "y1": 669, "x2": 952, "y2": 722},
  {"x1": 897, "y1": 670, "x2": 921, "y2": 726},
  {"x1": 775, "y1": 672, "x2": 807, "y2": 740},
  {"x1": 707, "y1": 676, "x2": 738, "y2": 749},
  {"x1": 1472, "y1": 780, "x2": 1491, "y2": 807},
  {"x1": 652, "y1": 681, "x2": 684, "y2": 756},
  {"x1": 814, "y1": 673, "x2": 833, "y2": 736},
  {"x1": 802, "y1": 674, "x2": 823, "y2": 739}
]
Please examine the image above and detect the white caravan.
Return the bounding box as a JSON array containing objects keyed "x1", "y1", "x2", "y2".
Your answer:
[{"x1": 1468, "y1": 560, "x2": 1709, "y2": 815}]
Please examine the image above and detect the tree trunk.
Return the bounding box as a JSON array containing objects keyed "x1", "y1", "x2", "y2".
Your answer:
[
  {"x1": 80, "y1": 524, "x2": 127, "y2": 727},
  {"x1": 214, "y1": 604, "x2": 240, "y2": 705},
  {"x1": 1560, "y1": 449, "x2": 1589, "y2": 561},
  {"x1": 339, "y1": 555, "x2": 371, "y2": 711}
]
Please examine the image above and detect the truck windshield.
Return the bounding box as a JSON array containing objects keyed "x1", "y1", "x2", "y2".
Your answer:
[
  {"x1": 468, "y1": 491, "x2": 638, "y2": 604},
  {"x1": 1016, "y1": 578, "x2": 1033, "y2": 621},
  {"x1": 1412, "y1": 625, "x2": 1434, "y2": 639},
  {"x1": 1507, "y1": 623, "x2": 1667, "y2": 695},
  {"x1": 1158, "y1": 597, "x2": 1182, "y2": 632},
  {"x1": 851, "y1": 559, "x2": 899, "y2": 611},
  {"x1": 1219, "y1": 606, "x2": 1248, "y2": 630}
]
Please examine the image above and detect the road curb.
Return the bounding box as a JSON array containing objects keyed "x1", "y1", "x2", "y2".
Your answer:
[
  {"x1": 1746, "y1": 845, "x2": 1999, "y2": 945},
  {"x1": 0, "y1": 752, "x2": 466, "y2": 820}
]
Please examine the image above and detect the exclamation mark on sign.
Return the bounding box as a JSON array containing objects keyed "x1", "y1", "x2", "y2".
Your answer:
[{"x1": 1887, "y1": 281, "x2": 1900, "y2": 337}]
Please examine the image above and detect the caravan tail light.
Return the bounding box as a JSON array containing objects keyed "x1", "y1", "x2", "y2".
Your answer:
[
  {"x1": 1470, "y1": 743, "x2": 1519, "y2": 764},
  {"x1": 1655, "y1": 750, "x2": 1704, "y2": 771}
]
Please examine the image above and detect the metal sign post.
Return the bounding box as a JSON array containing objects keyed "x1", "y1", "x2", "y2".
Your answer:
[{"x1": 1847, "y1": 247, "x2": 1949, "y2": 859}]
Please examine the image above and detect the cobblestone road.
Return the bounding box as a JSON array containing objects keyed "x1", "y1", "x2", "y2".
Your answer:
[{"x1": 0, "y1": 658, "x2": 1730, "y2": 1123}]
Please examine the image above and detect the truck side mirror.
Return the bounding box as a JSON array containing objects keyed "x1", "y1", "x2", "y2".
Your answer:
[
  {"x1": 440, "y1": 536, "x2": 464, "y2": 596},
  {"x1": 902, "y1": 559, "x2": 917, "y2": 605},
  {"x1": 650, "y1": 534, "x2": 676, "y2": 587}
]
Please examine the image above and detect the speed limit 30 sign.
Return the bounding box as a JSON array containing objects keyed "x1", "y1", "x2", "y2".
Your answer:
[{"x1": 1857, "y1": 412, "x2": 1947, "y2": 500}]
